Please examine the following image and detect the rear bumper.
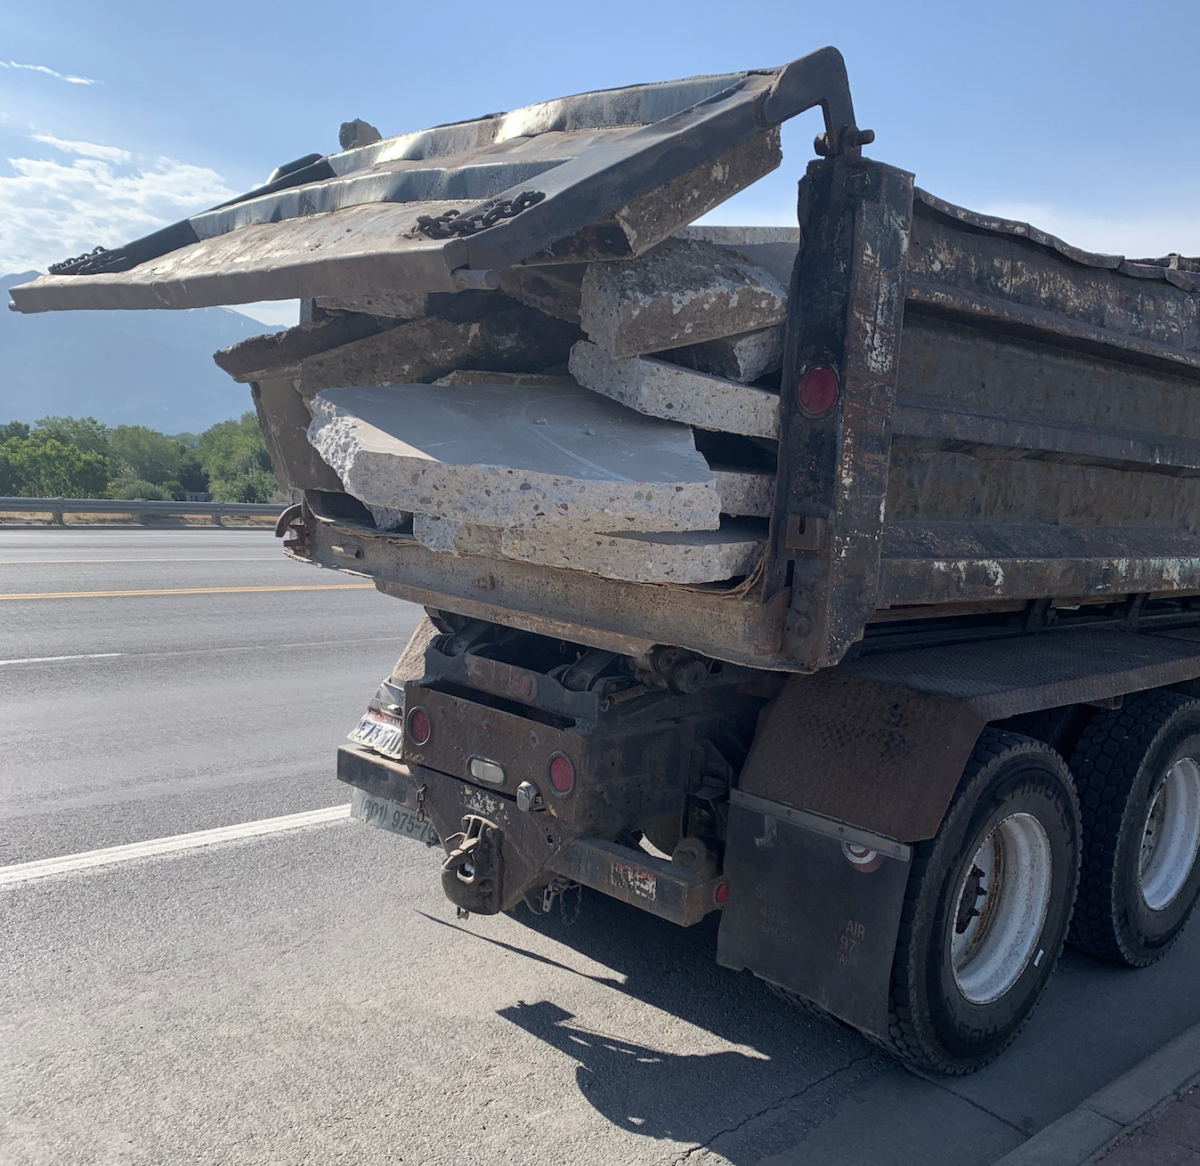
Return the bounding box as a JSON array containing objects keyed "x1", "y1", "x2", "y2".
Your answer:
[{"x1": 338, "y1": 744, "x2": 724, "y2": 924}]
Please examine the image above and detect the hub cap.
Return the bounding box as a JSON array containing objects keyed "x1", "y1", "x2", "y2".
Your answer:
[
  {"x1": 951, "y1": 813, "x2": 1053, "y2": 1005},
  {"x1": 1139, "y1": 756, "x2": 1200, "y2": 912}
]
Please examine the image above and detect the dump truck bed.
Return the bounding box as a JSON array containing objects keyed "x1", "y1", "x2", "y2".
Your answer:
[{"x1": 10, "y1": 50, "x2": 1199, "y2": 672}]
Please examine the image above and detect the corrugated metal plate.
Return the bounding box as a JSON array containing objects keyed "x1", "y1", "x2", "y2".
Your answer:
[{"x1": 10, "y1": 49, "x2": 862, "y2": 314}]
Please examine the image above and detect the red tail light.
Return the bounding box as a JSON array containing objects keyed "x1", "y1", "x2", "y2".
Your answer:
[
  {"x1": 407, "y1": 706, "x2": 431, "y2": 746},
  {"x1": 797, "y1": 366, "x2": 839, "y2": 417},
  {"x1": 548, "y1": 753, "x2": 575, "y2": 796}
]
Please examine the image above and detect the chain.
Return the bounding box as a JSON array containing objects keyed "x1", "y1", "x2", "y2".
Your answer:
[
  {"x1": 415, "y1": 784, "x2": 427, "y2": 824},
  {"x1": 416, "y1": 189, "x2": 545, "y2": 240},
  {"x1": 48, "y1": 246, "x2": 114, "y2": 276}
]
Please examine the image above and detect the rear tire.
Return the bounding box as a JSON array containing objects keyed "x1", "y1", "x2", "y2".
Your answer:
[
  {"x1": 1069, "y1": 692, "x2": 1200, "y2": 967},
  {"x1": 884, "y1": 730, "x2": 1081, "y2": 1074}
]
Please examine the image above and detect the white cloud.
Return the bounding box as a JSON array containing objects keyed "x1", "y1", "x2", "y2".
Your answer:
[
  {"x1": 30, "y1": 133, "x2": 131, "y2": 164},
  {"x1": 0, "y1": 142, "x2": 238, "y2": 274},
  {"x1": 1, "y1": 60, "x2": 97, "y2": 86}
]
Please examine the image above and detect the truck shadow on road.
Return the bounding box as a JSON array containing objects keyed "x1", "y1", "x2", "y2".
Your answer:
[
  {"x1": 421, "y1": 891, "x2": 882, "y2": 1155},
  {"x1": 418, "y1": 884, "x2": 1200, "y2": 1155}
]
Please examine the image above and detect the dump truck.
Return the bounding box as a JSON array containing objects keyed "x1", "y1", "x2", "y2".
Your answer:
[{"x1": 12, "y1": 47, "x2": 1200, "y2": 1074}]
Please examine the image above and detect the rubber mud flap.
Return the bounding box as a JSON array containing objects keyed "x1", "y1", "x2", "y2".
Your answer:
[{"x1": 716, "y1": 797, "x2": 910, "y2": 1038}]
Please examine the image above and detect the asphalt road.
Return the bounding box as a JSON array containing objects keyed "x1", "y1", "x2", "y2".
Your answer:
[{"x1": 3, "y1": 526, "x2": 1199, "y2": 1166}]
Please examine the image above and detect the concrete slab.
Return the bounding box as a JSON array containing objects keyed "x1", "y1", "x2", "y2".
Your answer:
[
  {"x1": 367, "y1": 504, "x2": 413, "y2": 533},
  {"x1": 307, "y1": 382, "x2": 722, "y2": 533},
  {"x1": 412, "y1": 514, "x2": 502, "y2": 556},
  {"x1": 432, "y1": 370, "x2": 577, "y2": 388},
  {"x1": 578, "y1": 237, "x2": 788, "y2": 359},
  {"x1": 661, "y1": 324, "x2": 785, "y2": 384},
  {"x1": 215, "y1": 315, "x2": 397, "y2": 383},
  {"x1": 298, "y1": 308, "x2": 582, "y2": 396},
  {"x1": 412, "y1": 513, "x2": 765, "y2": 582},
  {"x1": 497, "y1": 264, "x2": 586, "y2": 324},
  {"x1": 570, "y1": 341, "x2": 780, "y2": 439},
  {"x1": 498, "y1": 519, "x2": 766, "y2": 584},
  {"x1": 713, "y1": 468, "x2": 774, "y2": 517},
  {"x1": 674, "y1": 226, "x2": 800, "y2": 288}
]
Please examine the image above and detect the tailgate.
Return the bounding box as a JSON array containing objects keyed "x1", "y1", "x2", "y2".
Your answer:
[{"x1": 9, "y1": 49, "x2": 865, "y2": 314}]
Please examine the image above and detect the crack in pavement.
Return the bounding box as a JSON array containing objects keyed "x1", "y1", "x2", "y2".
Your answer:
[
  {"x1": 666, "y1": 1051, "x2": 880, "y2": 1165},
  {"x1": 903, "y1": 1067, "x2": 1029, "y2": 1137}
]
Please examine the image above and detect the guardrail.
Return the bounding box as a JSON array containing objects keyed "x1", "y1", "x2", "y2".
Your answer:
[{"x1": 0, "y1": 497, "x2": 287, "y2": 526}]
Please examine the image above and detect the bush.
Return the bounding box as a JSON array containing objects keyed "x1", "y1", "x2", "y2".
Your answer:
[
  {"x1": 0, "y1": 437, "x2": 109, "y2": 497},
  {"x1": 110, "y1": 479, "x2": 169, "y2": 501}
]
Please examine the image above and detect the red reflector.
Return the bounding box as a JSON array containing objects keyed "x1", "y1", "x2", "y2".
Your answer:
[
  {"x1": 548, "y1": 753, "x2": 575, "y2": 795},
  {"x1": 797, "y1": 366, "x2": 839, "y2": 417},
  {"x1": 715, "y1": 882, "x2": 730, "y2": 905},
  {"x1": 407, "y1": 706, "x2": 431, "y2": 746}
]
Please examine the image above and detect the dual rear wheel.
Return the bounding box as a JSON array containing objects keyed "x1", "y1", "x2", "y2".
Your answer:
[{"x1": 884, "y1": 694, "x2": 1200, "y2": 1073}]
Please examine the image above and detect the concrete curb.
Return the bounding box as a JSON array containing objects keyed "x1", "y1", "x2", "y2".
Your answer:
[{"x1": 992, "y1": 1018, "x2": 1200, "y2": 1166}]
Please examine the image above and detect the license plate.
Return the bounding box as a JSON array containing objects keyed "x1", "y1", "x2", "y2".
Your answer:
[
  {"x1": 350, "y1": 787, "x2": 439, "y2": 846},
  {"x1": 348, "y1": 709, "x2": 405, "y2": 759}
]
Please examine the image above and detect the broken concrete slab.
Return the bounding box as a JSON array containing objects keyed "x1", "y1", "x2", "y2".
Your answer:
[
  {"x1": 569, "y1": 341, "x2": 780, "y2": 440},
  {"x1": 299, "y1": 307, "x2": 583, "y2": 396},
  {"x1": 215, "y1": 315, "x2": 398, "y2": 383},
  {"x1": 713, "y1": 469, "x2": 774, "y2": 518},
  {"x1": 497, "y1": 264, "x2": 586, "y2": 324},
  {"x1": 412, "y1": 513, "x2": 502, "y2": 556},
  {"x1": 308, "y1": 382, "x2": 722, "y2": 533},
  {"x1": 578, "y1": 236, "x2": 788, "y2": 359},
  {"x1": 660, "y1": 325, "x2": 784, "y2": 383},
  {"x1": 412, "y1": 514, "x2": 765, "y2": 584},
  {"x1": 673, "y1": 227, "x2": 799, "y2": 289},
  {"x1": 501, "y1": 519, "x2": 766, "y2": 584},
  {"x1": 433, "y1": 370, "x2": 577, "y2": 388}
]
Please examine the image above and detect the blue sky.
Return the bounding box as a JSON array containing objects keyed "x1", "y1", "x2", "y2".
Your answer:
[{"x1": 2, "y1": 0, "x2": 1197, "y2": 325}]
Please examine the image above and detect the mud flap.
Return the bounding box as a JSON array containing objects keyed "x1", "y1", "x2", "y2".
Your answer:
[{"x1": 716, "y1": 790, "x2": 911, "y2": 1039}]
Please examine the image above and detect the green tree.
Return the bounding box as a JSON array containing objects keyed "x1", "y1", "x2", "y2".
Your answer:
[
  {"x1": 0, "y1": 421, "x2": 32, "y2": 442},
  {"x1": 0, "y1": 437, "x2": 108, "y2": 498},
  {"x1": 34, "y1": 416, "x2": 112, "y2": 459},
  {"x1": 198, "y1": 412, "x2": 279, "y2": 502},
  {"x1": 109, "y1": 425, "x2": 186, "y2": 487}
]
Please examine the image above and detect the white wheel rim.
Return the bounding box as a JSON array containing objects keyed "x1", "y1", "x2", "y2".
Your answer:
[
  {"x1": 951, "y1": 813, "x2": 1053, "y2": 1005},
  {"x1": 1139, "y1": 756, "x2": 1200, "y2": 912}
]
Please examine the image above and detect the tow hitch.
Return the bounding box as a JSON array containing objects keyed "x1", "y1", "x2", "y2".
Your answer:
[{"x1": 440, "y1": 815, "x2": 503, "y2": 914}]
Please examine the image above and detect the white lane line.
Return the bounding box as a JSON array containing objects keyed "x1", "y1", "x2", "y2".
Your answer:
[
  {"x1": 0, "y1": 652, "x2": 123, "y2": 666},
  {"x1": 0, "y1": 805, "x2": 351, "y2": 887}
]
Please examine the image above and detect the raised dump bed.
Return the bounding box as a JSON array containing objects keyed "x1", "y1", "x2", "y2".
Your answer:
[{"x1": 11, "y1": 48, "x2": 1197, "y2": 673}]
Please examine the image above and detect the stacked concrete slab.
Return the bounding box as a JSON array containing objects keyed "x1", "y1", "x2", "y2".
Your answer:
[{"x1": 218, "y1": 225, "x2": 796, "y2": 586}]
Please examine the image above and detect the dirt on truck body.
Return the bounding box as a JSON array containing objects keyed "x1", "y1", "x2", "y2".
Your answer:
[{"x1": 12, "y1": 47, "x2": 1200, "y2": 1074}]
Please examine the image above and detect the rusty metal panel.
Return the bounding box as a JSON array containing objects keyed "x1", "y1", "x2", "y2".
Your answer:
[
  {"x1": 737, "y1": 627, "x2": 1200, "y2": 841},
  {"x1": 548, "y1": 837, "x2": 724, "y2": 926},
  {"x1": 906, "y1": 192, "x2": 1200, "y2": 373},
  {"x1": 301, "y1": 500, "x2": 792, "y2": 669},
  {"x1": 9, "y1": 49, "x2": 865, "y2": 315},
  {"x1": 737, "y1": 669, "x2": 985, "y2": 841},
  {"x1": 770, "y1": 157, "x2": 914, "y2": 670}
]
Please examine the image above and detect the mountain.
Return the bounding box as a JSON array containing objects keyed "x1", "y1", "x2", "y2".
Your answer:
[{"x1": 0, "y1": 272, "x2": 288, "y2": 432}]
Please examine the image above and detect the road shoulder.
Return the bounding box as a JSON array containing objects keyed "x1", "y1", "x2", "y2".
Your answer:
[{"x1": 992, "y1": 1018, "x2": 1200, "y2": 1165}]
